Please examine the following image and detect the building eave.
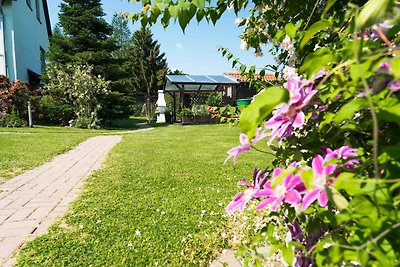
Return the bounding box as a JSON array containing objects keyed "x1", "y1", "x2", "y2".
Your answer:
[{"x1": 42, "y1": 0, "x2": 51, "y2": 36}]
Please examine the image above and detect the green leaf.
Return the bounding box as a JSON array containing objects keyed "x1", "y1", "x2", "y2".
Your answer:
[
  {"x1": 154, "y1": 0, "x2": 164, "y2": 10},
  {"x1": 281, "y1": 245, "x2": 294, "y2": 266},
  {"x1": 391, "y1": 58, "x2": 400, "y2": 80},
  {"x1": 239, "y1": 87, "x2": 289, "y2": 138},
  {"x1": 300, "y1": 20, "x2": 332, "y2": 48},
  {"x1": 232, "y1": 58, "x2": 239, "y2": 68},
  {"x1": 322, "y1": 0, "x2": 339, "y2": 16},
  {"x1": 169, "y1": 5, "x2": 179, "y2": 20},
  {"x1": 192, "y1": 0, "x2": 205, "y2": 10},
  {"x1": 271, "y1": 167, "x2": 296, "y2": 189},
  {"x1": 327, "y1": 187, "x2": 349, "y2": 210},
  {"x1": 357, "y1": 0, "x2": 394, "y2": 29},
  {"x1": 300, "y1": 47, "x2": 336, "y2": 78},
  {"x1": 334, "y1": 97, "x2": 368, "y2": 124},
  {"x1": 300, "y1": 169, "x2": 314, "y2": 190},
  {"x1": 196, "y1": 9, "x2": 205, "y2": 22},
  {"x1": 161, "y1": 9, "x2": 171, "y2": 27},
  {"x1": 328, "y1": 245, "x2": 342, "y2": 264},
  {"x1": 378, "y1": 103, "x2": 400, "y2": 124},
  {"x1": 285, "y1": 23, "x2": 296, "y2": 39}
]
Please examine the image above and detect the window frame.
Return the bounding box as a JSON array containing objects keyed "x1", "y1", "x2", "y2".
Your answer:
[
  {"x1": 35, "y1": 0, "x2": 41, "y2": 23},
  {"x1": 26, "y1": 0, "x2": 32, "y2": 10}
]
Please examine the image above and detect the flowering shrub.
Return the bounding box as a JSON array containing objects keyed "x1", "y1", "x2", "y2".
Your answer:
[
  {"x1": 128, "y1": 0, "x2": 400, "y2": 265},
  {"x1": 0, "y1": 75, "x2": 30, "y2": 126},
  {"x1": 47, "y1": 64, "x2": 110, "y2": 128}
]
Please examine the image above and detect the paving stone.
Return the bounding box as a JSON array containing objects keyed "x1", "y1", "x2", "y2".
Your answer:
[
  {"x1": 6, "y1": 208, "x2": 36, "y2": 222},
  {"x1": 0, "y1": 135, "x2": 122, "y2": 265}
]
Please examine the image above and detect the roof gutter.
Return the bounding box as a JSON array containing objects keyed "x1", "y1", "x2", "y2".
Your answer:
[{"x1": 42, "y1": 0, "x2": 51, "y2": 36}]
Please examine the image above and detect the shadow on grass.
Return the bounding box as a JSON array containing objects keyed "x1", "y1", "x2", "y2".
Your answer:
[{"x1": 105, "y1": 117, "x2": 174, "y2": 130}]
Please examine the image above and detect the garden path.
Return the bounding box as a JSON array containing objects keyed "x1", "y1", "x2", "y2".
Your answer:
[{"x1": 0, "y1": 135, "x2": 122, "y2": 266}]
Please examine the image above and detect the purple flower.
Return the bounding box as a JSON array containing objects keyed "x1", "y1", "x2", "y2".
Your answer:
[
  {"x1": 226, "y1": 169, "x2": 269, "y2": 214},
  {"x1": 224, "y1": 134, "x2": 251, "y2": 163},
  {"x1": 225, "y1": 128, "x2": 268, "y2": 163},
  {"x1": 324, "y1": 146, "x2": 360, "y2": 169},
  {"x1": 265, "y1": 71, "x2": 325, "y2": 143},
  {"x1": 255, "y1": 165, "x2": 303, "y2": 211},
  {"x1": 389, "y1": 80, "x2": 400, "y2": 92},
  {"x1": 302, "y1": 155, "x2": 337, "y2": 210}
]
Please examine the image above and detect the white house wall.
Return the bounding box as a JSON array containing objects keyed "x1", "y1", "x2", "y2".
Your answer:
[{"x1": 12, "y1": 0, "x2": 49, "y2": 82}]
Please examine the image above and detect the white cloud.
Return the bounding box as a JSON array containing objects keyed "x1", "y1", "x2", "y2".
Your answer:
[{"x1": 176, "y1": 43, "x2": 183, "y2": 49}]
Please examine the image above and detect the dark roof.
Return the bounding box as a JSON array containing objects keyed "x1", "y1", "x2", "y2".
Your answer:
[
  {"x1": 42, "y1": 0, "x2": 52, "y2": 36},
  {"x1": 224, "y1": 72, "x2": 278, "y2": 82}
]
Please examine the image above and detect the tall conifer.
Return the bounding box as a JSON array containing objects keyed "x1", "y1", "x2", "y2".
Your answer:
[{"x1": 47, "y1": 0, "x2": 132, "y2": 118}]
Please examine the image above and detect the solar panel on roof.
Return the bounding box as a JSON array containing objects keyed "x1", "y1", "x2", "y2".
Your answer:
[
  {"x1": 189, "y1": 75, "x2": 214, "y2": 83},
  {"x1": 207, "y1": 75, "x2": 238, "y2": 84},
  {"x1": 167, "y1": 75, "x2": 193, "y2": 83}
]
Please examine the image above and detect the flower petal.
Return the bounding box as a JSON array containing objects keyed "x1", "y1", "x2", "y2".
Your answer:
[
  {"x1": 302, "y1": 188, "x2": 320, "y2": 210},
  {"x1": 257, "y1": 197, "x2": 275, "y2": 210},
  {"x1": 254, "y1": 189, "x2": 274, "y2": 198},
  {"x1": 312, "y1": 155, "x2": 324, "y2": 177},
  {"x1": 292, "y1": 111, "x2": 305, "y2": 128},
  {"x1": 318, "y1": 189, "x2": 329, "y2": 207},
  {"x1": 285, "y1": 190, "x2": 302, "y2": 205}
]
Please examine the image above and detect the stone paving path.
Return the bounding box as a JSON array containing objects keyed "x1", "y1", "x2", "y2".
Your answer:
[{"x1": 0, "y1": 135, "x2": 122, "y2": 266}]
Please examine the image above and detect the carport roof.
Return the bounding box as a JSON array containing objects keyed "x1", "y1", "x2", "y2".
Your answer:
[{"x1": 165, "y1": 75, "x2": 239, "y2": 92}]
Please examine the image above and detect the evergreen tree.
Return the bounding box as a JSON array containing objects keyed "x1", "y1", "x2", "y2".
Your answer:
[
  {"x1": 109, "y1": 14, "x2": 132, "y2": 59},
  {"x1": 47, "y1": 0, "x2": 132, "y2": 118},
  {"x1": 128, "y1": 27, "x2": 168, "y2": 120}
]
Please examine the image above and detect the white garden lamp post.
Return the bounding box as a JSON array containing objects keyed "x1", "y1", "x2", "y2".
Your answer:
[{"x1": 156, "y1": 90, "x2": 167, "y2": 123}]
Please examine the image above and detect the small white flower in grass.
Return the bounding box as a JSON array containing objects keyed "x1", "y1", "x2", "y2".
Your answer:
[
  {"x1": 161, "y1": 211, "x2": 166, "y2": 215},
  {"x1": 188, "y1": 234, "x2": 193, "y2": 238},
  {"x1": 128, "y1": 243, "x2": 133, "y2": 248},
  {"x1": 221, "y1": 232, "x2": 227, "y2": 238},
  {"x1": 209, "y1": 220, "x2": 214, "y2": 224},
  {"x1": 135, "y1": 230, "x2": 141, "y2": 236},
  {"x1": 156, "y1": 209, "x2": 160, "y2": 212},
  {"x1": 79, "y1": 224, "x2": 84, "y2": 229},
  {"x1": 96, "y1": 220, "x2": 101, "y2": 224}
]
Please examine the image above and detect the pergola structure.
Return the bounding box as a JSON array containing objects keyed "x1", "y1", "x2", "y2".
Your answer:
[{"x1": 164, "y1": 75, "x2": 239, "y2": 121}]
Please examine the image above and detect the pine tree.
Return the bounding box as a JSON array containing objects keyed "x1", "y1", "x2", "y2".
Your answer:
[
  {"x1": 128, "y1": 27, "x2": 168, "y2": 120},
  {"x1": 109, "y1": 14, "x2": 132, "y2": 59},
  {"x1": 47, "y1": 0, "x2": 132, "y2": 118}
]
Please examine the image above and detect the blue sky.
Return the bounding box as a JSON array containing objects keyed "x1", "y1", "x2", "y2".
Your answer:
[{"x1": 47, "y1": 0, "x2": 274, "y2": 75}]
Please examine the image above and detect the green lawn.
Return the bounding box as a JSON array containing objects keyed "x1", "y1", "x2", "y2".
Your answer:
[
  {"x1": 16, "y1": 125, "x2": 272, "y2": 266},
  {"x1": 0, "y1": 126, "x2": 106, "y2": 180}
]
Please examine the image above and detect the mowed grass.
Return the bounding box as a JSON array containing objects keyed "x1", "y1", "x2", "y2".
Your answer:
[
  {"x1": 0, "y1": 126, "x2": 107, "y2": 180},
  {"x1": 16, "y1": 125, "x2": 272, "y2": 266}
]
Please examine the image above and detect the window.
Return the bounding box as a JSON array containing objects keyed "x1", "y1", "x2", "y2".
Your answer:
[
  {"x1": 35, "y1": 0, "x2": 41, "y2": 22},
  {"x1": 26, "y1": 0, "x2": 32, "y2": 10},
  {"x1": 40, "y1": 47, "x2": 46, "y2": 73}
]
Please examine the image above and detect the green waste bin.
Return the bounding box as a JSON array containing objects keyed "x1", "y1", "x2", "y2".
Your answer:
[{"x1": 236, "y1": 98, "x2": 252, "y2": 110}]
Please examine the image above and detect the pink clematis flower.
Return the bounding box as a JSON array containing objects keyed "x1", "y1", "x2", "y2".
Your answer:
[
  {"x1": 301, "y1": 155, "x2": 338, "y2": 210},
  {"x1": 226, "y1": 169, "x2": 269, "y2": 214},
  {"x1": 224, "y1": 134, "x2": 251, "y2": 163},
  {"x1": 225, "y1": 127, "x2": 268, "y2": 163},
  {"x1": 265, "y1": 70, "x2": 325, "y2": 143},
  {"x1": 389, "y1": 80, "x2": 400, "y2": 92},
  {"x1": 255, "y1": 164, "x2": 303, "y2": 211},
  {"x1": 324, "y1": 146, "x2": 360, "y2": 169}
]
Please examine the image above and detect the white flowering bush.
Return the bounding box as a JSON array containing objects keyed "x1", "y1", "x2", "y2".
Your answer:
[{"x1": 47, "y1": 64, "x2": 110, "y2": 128}]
